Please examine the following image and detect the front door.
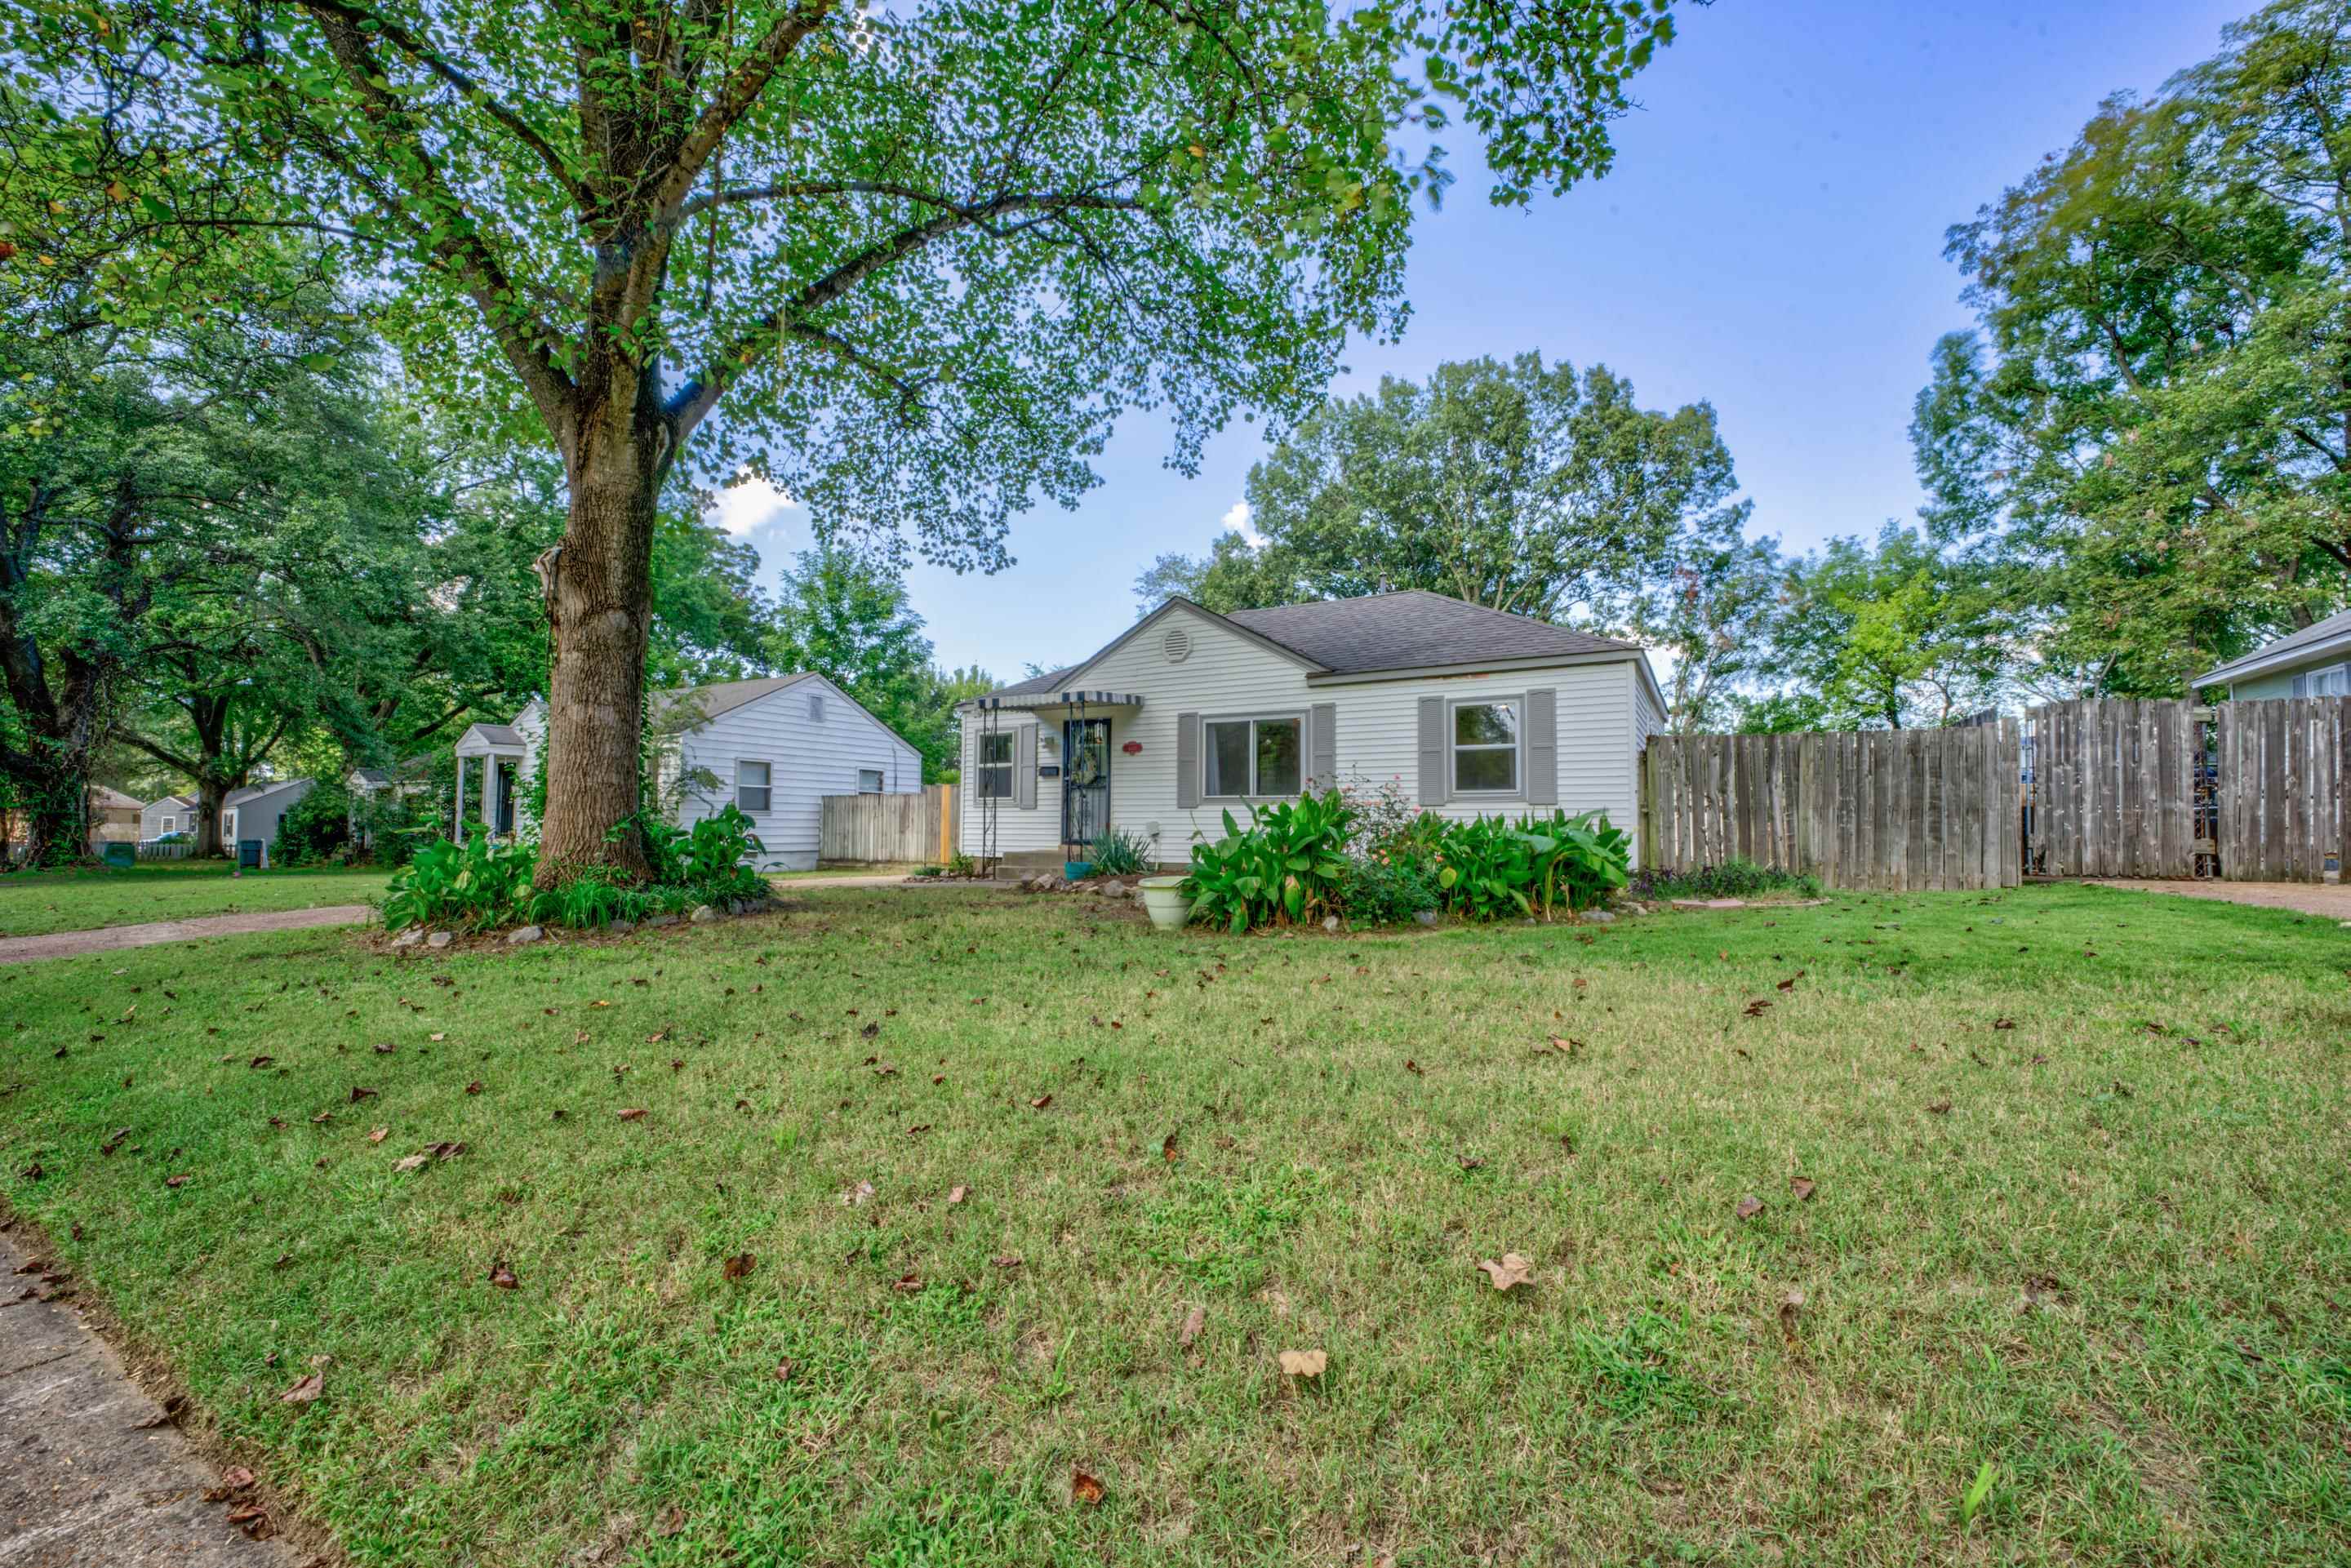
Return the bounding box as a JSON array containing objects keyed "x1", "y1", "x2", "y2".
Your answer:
[
  {"x1": 1062, "y1": 717, "x2": 1111, "y2": 851},
  {"x1": 496, "y1": 765, "x2": 516, "y2": 835}
]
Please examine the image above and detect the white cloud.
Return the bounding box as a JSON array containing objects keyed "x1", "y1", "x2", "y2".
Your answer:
[
  {"x1": 711, "y1": 473, "x2": 802, "y2": 536},
  {"x1": 1222, "y1": 499, "x2": 1267, "y2": 549}
]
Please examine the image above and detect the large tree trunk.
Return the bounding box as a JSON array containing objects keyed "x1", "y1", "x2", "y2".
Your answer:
[
  {"x1": 7, "y1": 762, "x2": 93, "y2": 869},
  {"x1": 195, "y1": 783, "x2": 226, "y2": 859},
  {"x1": 535, "y1": 424, "x2": 661, "y2": 886}
]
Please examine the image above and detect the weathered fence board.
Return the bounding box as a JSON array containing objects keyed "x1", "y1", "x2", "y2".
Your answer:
[
  {"x1": 2023, "y1": 700, "x2": 2204, "y2": 878},
  {"x1": 2211, "y1": 699, "x2": 2346, "y2": 882},
  {"x1": 1642, "y1": 723, "x2": 2021, "y2": 891},
  {"x1": 818, "y1": 784, "x2": 958, "y2": 864}
]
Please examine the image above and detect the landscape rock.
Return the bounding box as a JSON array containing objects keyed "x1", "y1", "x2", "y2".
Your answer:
[
  {"x1": 391, "y1": 928, "x2": 424, "y2": 948},
  {"x1": 1100, "y1": 880, "x2": 1129, "y2": 899},
  {"x1": 1414, "y1": 910, "x2": 1439, "y2": 926},
  {"x1": 607, "y1": 920, "x2": 635, "y2": 935},
  {"x1": 506, "y1": 925, "x2": 544, "y2": 945},
  {"x1": 647, "y1": 913, "x2": 680, "y2": 929},
  {"x1": 691, "y1": 904, "x2": 722, "y2": 923},
  {"x1": 1322, "y1": 915, "x2": 1341, "y2": 933},
  {"x1": 425, "y1": 931, "x2": 454, "y2": 949}
]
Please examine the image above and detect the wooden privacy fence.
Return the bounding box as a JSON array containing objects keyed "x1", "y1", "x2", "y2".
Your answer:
[
  {"x1": 1642, "y1": 723, "x2": 2023, "y2": 891},
  {"x1": 819, "y1": 784, "x2": 958, "y2": 864}
]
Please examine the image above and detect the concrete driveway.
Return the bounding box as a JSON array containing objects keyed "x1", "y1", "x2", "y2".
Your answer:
[{"x1": 2086, "y1": 878, "x2": 2351, "y2": 919}]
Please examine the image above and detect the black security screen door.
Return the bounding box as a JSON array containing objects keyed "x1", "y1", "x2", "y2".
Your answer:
[{"x1": 1062, "y1": 717, "x2": 1111, "y2": 851}]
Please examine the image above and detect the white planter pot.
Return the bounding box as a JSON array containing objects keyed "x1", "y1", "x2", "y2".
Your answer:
[{"x1": 1138, "y1": 874, "x2": 1193, "y2": 931}]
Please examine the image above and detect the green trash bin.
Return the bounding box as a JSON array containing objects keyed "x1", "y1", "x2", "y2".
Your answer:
[{"x1": 101, "y1": 842, "x2": 136, "y2": 868}]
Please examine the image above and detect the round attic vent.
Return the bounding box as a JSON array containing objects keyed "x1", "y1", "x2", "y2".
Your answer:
[{"x1": 1162, "y1": 627, "x2": 1193, "y2": 664}]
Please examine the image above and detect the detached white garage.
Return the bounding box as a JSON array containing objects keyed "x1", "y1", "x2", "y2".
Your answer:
[{"x1": 460, "y1": 673, "x2": 922, "y2": 871}]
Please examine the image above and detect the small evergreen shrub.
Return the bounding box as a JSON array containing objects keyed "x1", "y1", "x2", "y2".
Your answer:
[{"x1": 1337, "y1": 855, "x2": 1440, "y2": 925}]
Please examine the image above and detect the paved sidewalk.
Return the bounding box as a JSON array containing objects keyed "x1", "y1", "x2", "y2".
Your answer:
[
  {"x1": 2087, "y1": 878, "x2": 2351, "y2": 919},
  {"x1": 0, "y1": 907, "x2": 371, "y2": 966},
  {"x1": 0, "y1": 1226, "x2": 298, "y2": 1566}
]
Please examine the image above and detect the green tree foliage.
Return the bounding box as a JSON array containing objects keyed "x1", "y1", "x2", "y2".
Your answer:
[
  {"x1": 1742, "y1": 528, "x2": 2009, "y2": 732},
  {"x1": 7, "y1": 0, "x2": 1689, "y2": 879},
  {"x1": 1140, "y1": 354, "x2": 1746, "y2": 628},
  {"x1": 1628, "y1": 531, "x2": 1784, "y2": 733},
  {"x1": 1913, "y1": 0, "x2": 2351, "y2": 695},
  {"x1": 764, "y1": 542, "x2": 984, "y2": 781}
]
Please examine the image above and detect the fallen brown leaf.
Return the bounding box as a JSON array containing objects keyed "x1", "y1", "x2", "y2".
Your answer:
[
  {"x1": 617, "y1": 1107, "x2": 647, "y2": 1121},
  {"x1": 1071, "y1": 1468, "x2": 1106, "y2": 1507},
  {"x1": 487, "y1": 1260, "x2": 518, "y2": 1290},
  {"x1": 1277, "y1": 1348, "x2": 1327, "y2": 1379},
  {"x1": 1476, "y1": 1253, "x2": 1535, "y2": 1291},
  {"x1": 1029, "y1": 1094, "x2": 1052, "y2": 1110},
  {"x1": 366, "y1": 1126, "x2": 389, "y2": 1144},
  {"x1": 278, "y1": 1372, "x2": 323, "y2": 1405},
  {"x1": 1789, "y1": 1176, "x2": 1817, "y2": 1202},
  {"x1": 1179, "y1": 1304, "x2": 1207, "y2": 1348},
  {"x1": 1735, "y1": 1194, "x2": 1765, "y2": 1221},
  {"x1": 1779, "y1": 1287, "x2": 1806, "y2": 1340},
  {"x1": 722, "y1": 1252, "x2": 755, "y2": 1281},
  {"x1": 947, "y1": 1184, "x2": 968, "y2": 1205}
]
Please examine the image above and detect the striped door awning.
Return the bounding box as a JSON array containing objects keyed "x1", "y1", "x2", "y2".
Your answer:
[{"x1": 967, "y1": 691, "x2": 1144, "y2": 710}]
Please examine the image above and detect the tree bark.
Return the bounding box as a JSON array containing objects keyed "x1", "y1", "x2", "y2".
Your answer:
[{"x1": 534, "y1": 420, "x2": 662, "y2": 885}]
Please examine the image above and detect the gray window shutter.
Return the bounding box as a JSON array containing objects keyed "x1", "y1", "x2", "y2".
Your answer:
[
  {"x1": 1015, "y1": 722, "x2": 1038, "y2": 809},
  {"x1": 1176, "y1": 712, "x2": 1202, "y2": 809},
  {"x1": 1526, "y1": 687, "x2": 1558, "y2": 806},
  {"x1": 1417, "y1": 695, "x2": 1447, "y2": 807},
  {"x1": 1309, "y1": 702, "x2": 1336, "y2": 791}
]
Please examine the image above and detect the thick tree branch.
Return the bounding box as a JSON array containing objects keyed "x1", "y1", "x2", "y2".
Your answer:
[
  {"x1": 651, "y1": 0, "x2": 838, "y2": 220},
  {"x1": 300, "y1": 4, "x2": 580, "y2": 442},
  {"x1": 664, "y1": 186, "x2": 1143, "y2": 438}
]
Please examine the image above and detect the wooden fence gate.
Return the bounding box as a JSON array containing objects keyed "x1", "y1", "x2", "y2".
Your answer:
[
  {"x1": 1642, "y1": 723, "x2": 2021, "y2": 891},
  {"x1": 2020, "y1": 700, "x2": 2206, "y2": 878},
  {"x1": 2212, "y1": 700, "x2": 2349, "y2": 882},
  {"x1": 819, "y1": 784, "x2": 958, "y2": 864}
]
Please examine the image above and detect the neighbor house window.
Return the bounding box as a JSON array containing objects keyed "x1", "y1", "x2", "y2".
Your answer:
[
  {"x1": 1452, "y1": 700, "x2": 1521, "y2": 795},
  {"x1": 2291, "y1": 663, "x2": 2351, "y2": 696},
  {"x1": 159, "y1": 815, "x2": 176, "y2": 834},
  {"x1": 807, "y1": 693, "x2": 826, "y2": 722},
  {"x1": 736, "y1": 761, "x2": 771, "y2": 813},
  {"x1": 1204, "y1": 716, "x2": 1303, "y2": 798},
  {"x1": 976, "y1": 733, "x2": 1016, "y2": 799},
  {"x1": 222, "y1": 811, "x2": 237, "y2": 839},
  {"x1": 858, "y1": 768, "x2": 884, "y2": 795}
]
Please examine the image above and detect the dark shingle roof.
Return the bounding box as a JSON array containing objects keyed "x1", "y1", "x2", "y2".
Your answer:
[
  {"x1": 2198, "y1": 606, "x2": 2351, "y2": 684},
  {"x1": 1224, "y1": 590, "x2": 1638, "y2": 674},
  {"x1": 980, "y1": 665, "x2": 1082, "y2": 700},
  {"x1": 652, "y1": 672, "x2": 818, "y2": 722}
]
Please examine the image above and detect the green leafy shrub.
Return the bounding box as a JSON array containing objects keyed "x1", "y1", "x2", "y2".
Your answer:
[
  {"x1": 1428, "y1": 809, "x2": 1629, "y2": 920},
  {"x1": 1182, "y1": 792, "x2": 1353, "y2": 932},
  {"x1": 944, "y1": 851, "x2": 979, "y2": 878},
  {"x1": 271, "y1": 780, "x2": 352, "y2": 867},
  {"x1": 1337, "y1": 854, "x2": 1440, "y2": 925},
  {"x1": 527, "y1": 871, "x2": 653, "y2": 931},
  {"x1": 382, "y1": 831, "x2": 539, "y2": 931},
  {"x1": 627, "y1": 804, "x2": 768, "y2": 904},
  {"x1": 1087, "y1": 827, "x2": 1153, "y2": 877},
  {"x1": 1628, "y1": 858, "x2": 1821, "y2": 900}
]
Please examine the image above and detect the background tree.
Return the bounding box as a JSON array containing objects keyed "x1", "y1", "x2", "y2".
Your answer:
[
  {"x1": 1914, "y1": 0, "x2": 2351, "y2": 695},
  {"x1": 1140, "y1": 354, "x2": 1747, "y2": 627},
  {"x1": 1628, "y1": 530, "x2": 1782, "y2": 732},
  {"x1": 765, "y1": 542, "x2": 976, "y2": 781},
  {"x1": 1746, "y1": 527, "x2": 2011, "y2": 731},
  {"x1": 28, "y1": 0, "x2": 1688, "y2": 881}
]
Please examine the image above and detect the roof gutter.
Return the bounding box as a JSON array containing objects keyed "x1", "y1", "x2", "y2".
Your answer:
[
  {"x1": 1305, "y1": 646, "x2": 1667, "y2": 707},
  {"x1": 2194, "y1": 633, "x2": 2351, "y2": 686}
]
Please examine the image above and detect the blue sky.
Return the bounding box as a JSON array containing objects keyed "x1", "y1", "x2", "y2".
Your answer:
[{"x1": 711, "y1": 0, "x2": 2251, "y2": 681}]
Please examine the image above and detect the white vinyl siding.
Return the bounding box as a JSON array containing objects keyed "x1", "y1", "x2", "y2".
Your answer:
[
  {"x1": 669, "y1": 677, "x2": 921, "y2": 871},
  {"x1": 961, "y1": 604, "x2": 1646, "y2": 864}
]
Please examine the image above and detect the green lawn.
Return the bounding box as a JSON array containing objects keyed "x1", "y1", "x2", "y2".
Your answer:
[
  {"x1": 2, "y1": 883, "x2": 2347, "y2": 1566},
  {"x1": 0, "y1": 860, "x2": 390, "y2": 937}
]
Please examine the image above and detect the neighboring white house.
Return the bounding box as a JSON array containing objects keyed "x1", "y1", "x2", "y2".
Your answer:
[
  {"x1": 2195, "y1": 606, "x2": 2351, "y2": 699},
  {"x1": 957, "y1": 591, "x2": 1666, "y2": 870},
  {"x1": 221, "y1": 778, "x2": 316, "y2": 868},
  {"x1": 463, "y1": 674, "x2": 922, "y2": 871},
  {"x1": 346, "y1": 755, "x2": 437, "y2": 851},
  {"x1": 139, "y1": 793, "x2": 197, "y2": 843}
]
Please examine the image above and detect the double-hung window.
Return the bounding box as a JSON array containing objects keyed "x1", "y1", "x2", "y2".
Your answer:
[
  {"x1": 736, "y1": 760, "x2": 771, "y2": 813},
  {"x1": 2291, "y1": 663, "x2": 2351, "y2": 696},
  {"x1": 857, "y1": 768, "x2": 885, "y2": 795},
  {"x1": 1204, "y1": 715, "x2": 1302, "y2": 798},
  {"x1": 976, "y1": 733, "x2": 1016, "y2": 799},
  {"x1": 159, "y1": 815, "x2": 176, "y2": 835},
  {"x1": 1452, "y1": 699, "x2": 1522, "y2": 796}
]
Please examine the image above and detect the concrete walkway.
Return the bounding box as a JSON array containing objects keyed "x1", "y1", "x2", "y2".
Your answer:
[
  {"x1": 1, "y1": 1226, "x2": 298, "y2": 1566},
  {"x1": 0, "y1": 906, "x2": 371, "y2": 966},
  {"x1": 2087, "y1": 878, "x2": 2351, "y2": 919}
]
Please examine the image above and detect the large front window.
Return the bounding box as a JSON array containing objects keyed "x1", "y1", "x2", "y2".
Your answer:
[
  {"x1": 1452, "y1": 700, "x2": 1521, "y2": 795},
  {"x1": 1205, "y1": 716, "x2": 1302, "y2": 798},
  {"x1": 977, "y1": 732, "x2": 1016, "y2": 799}
]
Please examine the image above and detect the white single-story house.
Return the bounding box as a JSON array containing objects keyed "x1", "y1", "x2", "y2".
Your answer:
[
  {"x1": 2196, "y1": 606, "x2": 2351, "y2": 698},
  {"x1": 221, "y1": 778, "x2": 316, "y2": 868},
  {"x1": 957, "y1": 590, "x2": 1665, "y2": 869},
  {"x1": 140, "y1": 793, "x2": 197, "y2": 842},
  {"x1": 346, "y1": 755, "x2": 436, "y2": 850},
  {"x1": 87, "y1": 786, "x2": 142, "y2": 845},
  {"x1": 460, "y1": 673, "x2": 922, "y2": 871}
]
